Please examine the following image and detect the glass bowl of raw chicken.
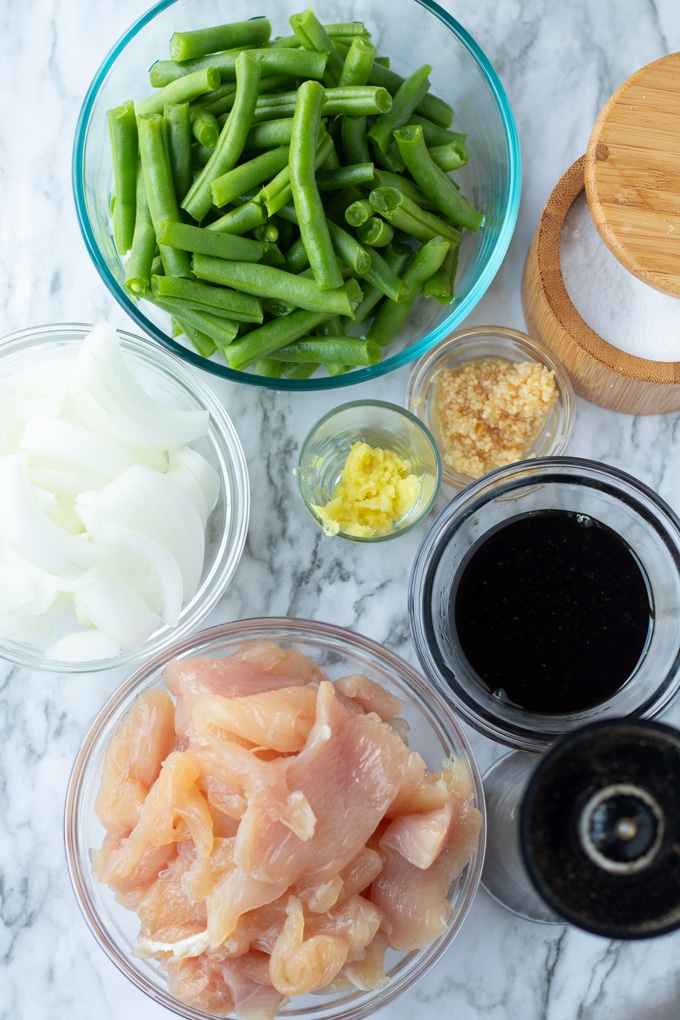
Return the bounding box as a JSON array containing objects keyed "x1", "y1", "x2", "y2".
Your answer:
[{"x1": 65, "y1": 617, "x2": 485, "y2": 1020}]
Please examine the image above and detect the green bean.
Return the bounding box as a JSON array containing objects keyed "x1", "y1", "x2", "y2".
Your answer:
[
  {"x1": 289, "y1": 8, "x2": 344, "y2": 86},
  {"x1": 394, "y1": 124, "x2": 483, "y2": 231},
  {"x1": 338, "y1": 36, "x2": 376, "y2": 87},
  {"x1": 348, "y1": 243, "x2": 413, "y2": 326},
  {"x1": 340, "y1": 115, "x2": 370, "y2": 165},
  {"x1": 372, "y1": 168, "x2": 437, "y2": 209},
  {"x1": 211, "y1": 146, "x2": 290, "y2": 208},
  {"x1": 364, "y1": 59, "x2": 453, "y2": 127},
  {"x1": 168, "y1": 18, "x2": 271, "y2": 62},
  {"x1": 107, "y1": 101, "x2": 138, "y2": 255},
  {"x1": 281, "y1": 362, "x2": 318, "y2": 379},
  {"x1": 251, "y1": 85, "x2": 391, "y2": 122},
  {"x1": 325, "y1": 23, "x2": 371, "y2": 39},
  {"x1": 370, "y1": 140, "x2": 406, "y2": 174},
  {"x1": 315, "y1": 162, "x2": 374, "y2": 191},
  {"x1": 151, "y1": 47, "x2": 328, "y2": 88},
  {"x1": 173, "y1": 317, "x2": 217, "y2": 358},
  {"x1": 164, "y1": 102, "x2": 193, "y2": 200},
  {"x1": 368, "y1": 186, "x2": 462, "y2": 245},
  {"x1": 225, "y1": 309, "x2": 334, "y2": 370},
  {"x1": 151, "y1": 274, "x2": 263, "y2": 323},
  {"x1": 259, "y1": 129, "x2": 334, "y2": 217},
  {"x1": 190, "y1": 107, "x2": 220, "y2": 148},
  {"x1": 258, "y1": 243, "x2": 286, "y2": 267},
  {"x1": 359, "y1": 243, "x2": 409, "y2": 303},
  {"x1": 137, "y1": 67, "x2": 221, "y2": 117},
  {"x1": 423, "y1": 244, "x2": 460, "y2": 304},
  {"x1": 124, "y1": 163, "x2": 157, "y2": 296},
  {"x1": 284, "y1": 235, "x2": 310, "y2": 274},
  {"x1": 245, "y1": 117, "x2": 296, "y2": 149},
  {"x1": 192, "y1": 255, "x2": 358, "y2": 317},
  {"x1": 182, "y1": 50, "x2": 262, "y2": 222},
  {"x1": 289, "y1": 80, "x2": 344, "y2": 291},
  {"x1": 367, "y1": 63, "x2": 432, "y2": 153},
  {"x1": 358, "y1": 216, "x2": 394, "y2": 247},
  {"x1": 195, "y1": 75, "x2": 291, "y2": 118},
  {"x1": 137, "y1": 113, "x2": 192, "y2": 278},
  {"x1": 344, "y1": 199, "x2": 372, "y2": 227},
  {"x1": 428, "y1": 139, "x2": 469, "y2": 172},
  {"x1": 254, "y1": 357, "x2": 283, "y2": 378},
  {"x1": 157, "y1": 218, "x2": 267, "y2": 262},
  {"x1": 150, "y1": 297, "x2": 240, "y2": 348},
  {"x1": 409, "y1": 114, "x2": 467, "y2": 147},
  {"x1": 207, "y1": 199, "x2": 268, "y2": 235},
  {"x1": 367, "y1": 236, "x2": 450, "y2": 346},
  {"x1": 268, "y1": 337, "x2": 381, "y2": 366},
  {"x1": 325, "y1": 220, "x2": 372, "y2": 275}
]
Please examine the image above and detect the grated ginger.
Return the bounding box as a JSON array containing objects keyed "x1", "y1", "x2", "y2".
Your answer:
[
  {"x1": 313, "y1": 441, "x2": 421, "y2": 538},
  {"x1": 434, "y1": 357, "x2": 557, "y2": 478}
]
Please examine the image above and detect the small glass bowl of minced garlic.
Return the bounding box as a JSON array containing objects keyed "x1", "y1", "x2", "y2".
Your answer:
[
  {"x1": 297, "y1": 400, "x2": 442, "y2": 541},
  {"x1": 405, "y1": 325, "x2": 575, "y2": 489}
]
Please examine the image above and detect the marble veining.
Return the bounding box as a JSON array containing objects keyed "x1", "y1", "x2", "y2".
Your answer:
[{"x1": 2, "y1": 0, "x2": 680, "y2": 1018}]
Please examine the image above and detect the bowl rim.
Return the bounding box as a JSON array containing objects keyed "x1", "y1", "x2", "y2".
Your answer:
[
  {"x1": 408, "y1": 455, "x2": 680, "y2": 752},
  {"x1": 405, "y1": 324, "x2": 577, "y2": 489},
  {"x1": 0, "y1": 321, "x2": 251, "y2": 673},
  {"x1": 64, "y1": 616, "x2": 487, "y2": 1020},
  {"x1": 297, "y1": 398, "x2": 443, "y2": 542},
  {"x1": 71, "y1": 0, "x2": 522, "y2": 391}
]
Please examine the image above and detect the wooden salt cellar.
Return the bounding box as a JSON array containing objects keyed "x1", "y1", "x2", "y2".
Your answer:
[{"x1": 521, "y1": 52, "x2": 680, "y2": 415}]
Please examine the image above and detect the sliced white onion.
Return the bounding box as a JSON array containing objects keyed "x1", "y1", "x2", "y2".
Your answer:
[
  {"x1": 75, "y1": 464, "x2": 205, "y2": 600},
  {"x1": 73, "y1": 561, "x2": 162, "y2": 649},
  {"x1": 0, "y1": 454, "x2": 98, "y2": 579},
  {"x1": 0, "y1": 543, "x2": 61, "y2": 614},
  {"x1": 0, "y1": 611, "x2": 55, "y2": 644},
  {"x1": 67, "y1": 322, "x2": 210, "y2": 450},
  {"x1": 46, "y1": 629, "x2": 123, "y2": 662},
  {"x1": 0, "y1": 355, "x2": 77, "y2": 454},
  {"x1": 166, "y1": 446, "x2": 220, "y2": 528},
  {"x1": 100, "y1": 523, "x2": 184, "y2": 626}
]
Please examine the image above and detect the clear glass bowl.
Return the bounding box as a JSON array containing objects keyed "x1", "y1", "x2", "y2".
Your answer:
[
  {"x1": 297, "y1": 400, "x2": 442, "y2": 542},
  {"x1": 408, "y1": 457, "x2": 680, "y2": 752},
  {"x1": 64, "y1": 617, "x2": 485, "y2": 1020},
  {"x1": 72, "y1": 0, "x2": 521, "y2": 391},
  {"x1": 405, "y1": 325, "x2": 576, "y2": 489},
  {"x1": 0, "y1": 323, "x2": 249, "y2": 673}
]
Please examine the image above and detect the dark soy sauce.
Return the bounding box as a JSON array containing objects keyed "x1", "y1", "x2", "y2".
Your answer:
[{"x1": 452, "y1": 510, "x2": 652, "y2": 714}]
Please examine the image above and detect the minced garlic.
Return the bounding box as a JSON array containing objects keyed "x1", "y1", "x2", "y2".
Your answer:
[
  {"x1": 434, "y1": 357, "x2": 556, "y2": 478},
  {"x1": 313, "y1": 441, "x2": 421, "y2": 538}
]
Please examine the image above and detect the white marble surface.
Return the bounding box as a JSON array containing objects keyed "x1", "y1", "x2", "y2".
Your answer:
[{"x1": 2, "y1": 1, "x2": 680, "y2": 1018}]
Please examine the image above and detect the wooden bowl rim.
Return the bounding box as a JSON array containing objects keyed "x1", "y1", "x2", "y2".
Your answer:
[{"x1": 533, "y1": 155, "x2": 680, "y2": 381}]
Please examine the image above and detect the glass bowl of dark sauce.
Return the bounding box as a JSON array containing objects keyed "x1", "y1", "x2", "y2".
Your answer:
[{"x1": 408, "y1": 457, "x2": 680, "y2": 751}]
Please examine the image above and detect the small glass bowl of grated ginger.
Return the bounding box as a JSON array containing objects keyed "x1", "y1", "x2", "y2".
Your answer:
[
  {"x1": 405, "y1": 325, "x2": 575, "y2": 489},
  {"x1": 297, "y1": 400, "x2": 442, "y2": 541}
]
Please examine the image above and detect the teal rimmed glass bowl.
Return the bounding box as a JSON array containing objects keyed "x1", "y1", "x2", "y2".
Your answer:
[{"x1": 72, "y1": 0, "x2": 521, "y2": 391}]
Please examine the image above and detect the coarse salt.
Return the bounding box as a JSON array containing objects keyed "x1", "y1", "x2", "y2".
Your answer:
[{"x1": 560, "y1": 191, "x2": 680, "y2": 362}]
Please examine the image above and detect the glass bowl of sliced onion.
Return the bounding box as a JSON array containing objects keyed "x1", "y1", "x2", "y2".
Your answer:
[
  {"x1": 65, "y1": 617, "x2": 485, "y2": 1020},
  {"x1": 0, "y1": 321, "x2": 249, "y2": 672}
]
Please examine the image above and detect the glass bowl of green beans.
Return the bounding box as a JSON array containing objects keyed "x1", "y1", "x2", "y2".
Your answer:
[{"x1": 73, "y1": 0, "x2": 521, "y2": 390}]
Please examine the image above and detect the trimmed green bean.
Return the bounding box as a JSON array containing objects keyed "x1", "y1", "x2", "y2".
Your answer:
[
  {"x1": 357, "y1": 216, "x2": 394, "y2": 247},
  {"x1": 348, "y1": 242, "x2": 413, "y2": 326},
  {"x1": 325, "y1": 220, "x2": 372, "y2": 275},
  {"x1": 268, "y1": 337, "x2": 381, "y2": 366},
  {"x1": 394, "y1": 124, "x2": 483, "y2": 231},
  {"x1": 338, "y1": 36, "x2": 376, "y2": 87},
  {"x1": 225, "y1": 308, "x2": 334, "y2": 370},
  {"x1": 195, "y1": 75, "x2": 291, "y2": 118},
  {"x1": 359, "y1": 243, "x2": 409, "y2": 303},
  {"x1": 151, "y1": 47, "x2": 327, "y2": 88},
  {"x1": 254, "y1": 358, "x2": 283, "y2": 378},
  {"x1": 107, "y1": 100, "x2": 138, "y2": 255},
  {"x1": 281, "y1": 362, "x2": 318, "y2": 379},
  {"x1": 259, "y1": 130, "x2": 334, "y2": 217},
  {"x1": 315, "y1": 162, "x2": 374, "y2": 191},
  {"x1": 137, "y1": 67, "x2": 221, "y2": 117},
  {"x1": 409, "y1": 114, "x2": 467, "y2": 147},
  {"x1": 344, "y1": 199, "x2": 372, "y2": 227},
  {"x1": 340, "y1": 114, "x2": 370, "y2": 166},
  {"x1": 157, "y1": 218, "x2": 267, "y2": 262},
  {"x1": 372, "y1": 168, "x2": 437, "y2": 209},
  {"x1": 190, "y1": 107, "x2": 220, "y2": 148},
  {"x1": 168, "y1": 18, "x2": 271, "y2": 62},
  {"x1": 251, "y1": 85, "x2": 392, "y2": 122},
  {"x1": 367, "y1": 63, "x2": 432, "y2": 152},
  {"x1": 289, "y1": 80, "x2": 344, "y2": 291},
  {"x1": 176, "y1": 318, "x2": 217, "y2": 358},
  {"x1": 211, "y1": 146, "x2": 290, "y2": 208},
  {"x1": 207, "y1": 198, "x2": 268, "y2": 235},
  {"x1": 428, "y1": 139, "x2": 469, "y2": 172},
  {"x1": 368, "y1": 186, "x2": 462, "y2": 244},
  {"x1": 284, "y1": 235, "x2": 310, "y2": 274},
  {"x1": 289, "y1": 8, "x2": 344, "y2": 86},
  {"x1": 182, "y1": 50, "x2": 262, "y2": 222},
  {"x1": 164, "y1": 102, "x2": 193, "y2": 200},
  {"x1": 137, "y1": 113, "x2": 192, "y2": 278},
  {"x1": 245, "y1": 117, "x2": 295, "y2": 149},
  {"x1": 151, "y1": 274, "x2": 264, "y2": 322},
  {"x1": 367, "y1": 236, "x2": 450, "y2": 346},
  {"x1": 151, "y1": 297, "x2": 240, "y2": 348},
  {"x1": 124, "y1": 163, "x2": 157, "y2": 296},
  {"x1": 192, "y1": 255, "x2": 358, "y2": 317},
  {"x1": 423, "y1": 244, "x2": 460, "y2": 304},
  {"x1": 365, "y1": 59, "x2": 453, "y2": 127}
]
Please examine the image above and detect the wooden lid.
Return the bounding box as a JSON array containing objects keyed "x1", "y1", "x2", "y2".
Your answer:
[{"x1": 585, "y1": 52, "x2": 680, "y2": 297}]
